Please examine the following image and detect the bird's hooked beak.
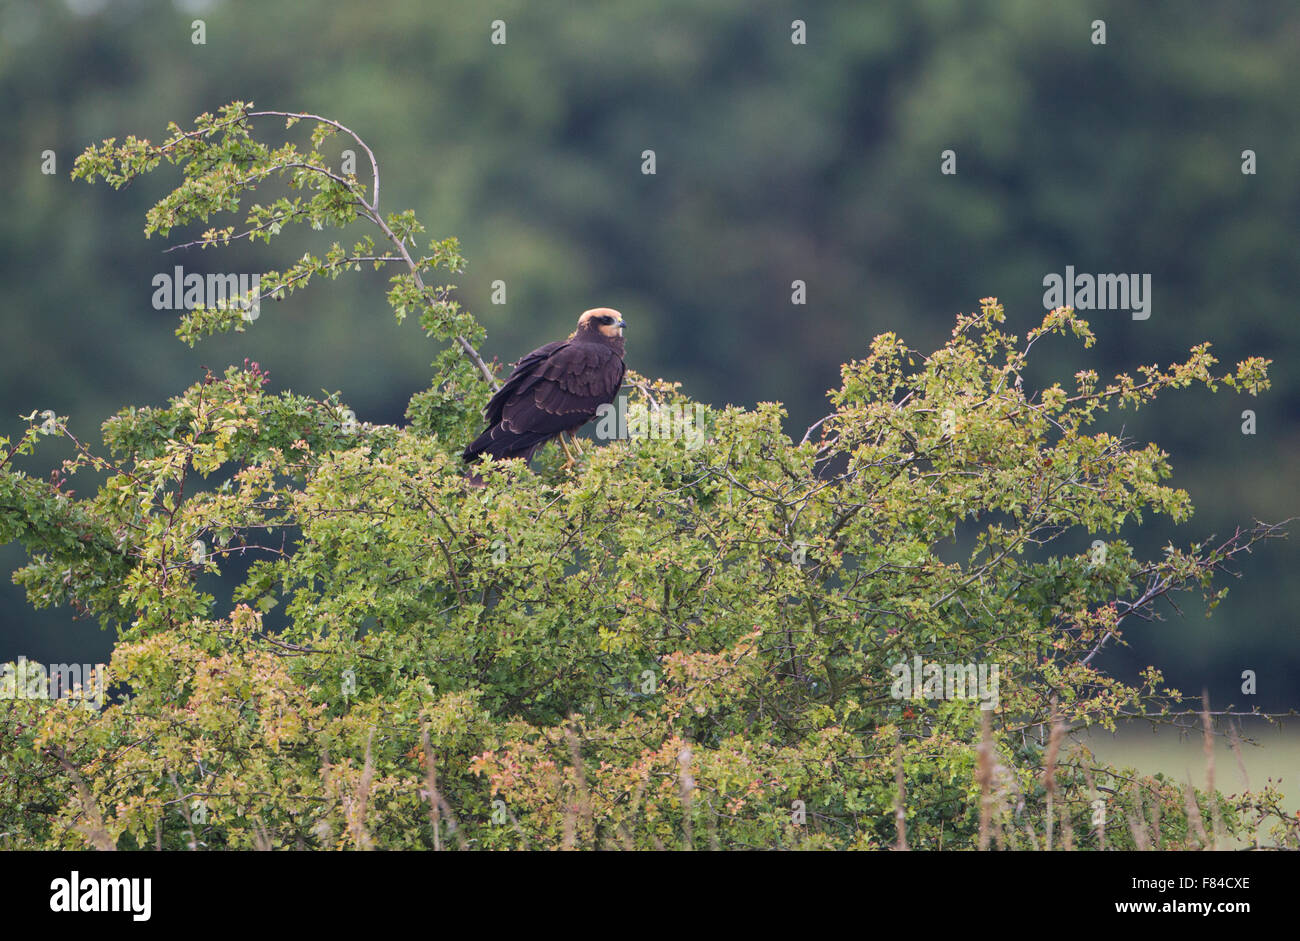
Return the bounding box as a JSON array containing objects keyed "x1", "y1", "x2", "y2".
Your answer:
[{"x1": 614, "y1": 318, "x2": 626, "y2": 336}]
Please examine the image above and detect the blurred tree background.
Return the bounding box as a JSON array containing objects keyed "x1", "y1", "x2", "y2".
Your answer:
[{"x1": 1, "y1": 0, "x2": 1296, "y2": 713}]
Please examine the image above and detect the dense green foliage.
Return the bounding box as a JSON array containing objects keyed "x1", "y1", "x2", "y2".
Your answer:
[
  {"x1": 2, "y1": 1, "x2": 1297, "y2": 693},
  {"x1": 0, "y1": 106, "x2": 1294, "y2": 849}
]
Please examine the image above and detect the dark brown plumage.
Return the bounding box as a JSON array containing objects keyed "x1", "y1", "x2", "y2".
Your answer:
[{"x1": 463, "y1": 307, "x2": 627, "y2": 468}]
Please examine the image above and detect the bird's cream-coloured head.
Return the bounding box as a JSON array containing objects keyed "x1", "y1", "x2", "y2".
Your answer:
[{"x1": 577, "y1": 307, "x2": 626, "y2": 339}]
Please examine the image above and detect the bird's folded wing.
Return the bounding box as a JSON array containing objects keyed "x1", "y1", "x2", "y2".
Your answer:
[
  {"x1": 481, "y1": 339, "x2": 569, "y2": 424},
  {"x1": 501, "y1": 344, "x2": 624, "y2": 433}
]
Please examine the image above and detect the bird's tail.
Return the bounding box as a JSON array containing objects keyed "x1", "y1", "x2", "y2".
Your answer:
[{"x1": 462, "y1": 427, "x2": 549, "y2": 464}]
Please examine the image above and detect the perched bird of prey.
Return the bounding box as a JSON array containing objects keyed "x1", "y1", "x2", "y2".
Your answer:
[{"x1": 463, "y1": 308, "x2": 627, "y2": 472}]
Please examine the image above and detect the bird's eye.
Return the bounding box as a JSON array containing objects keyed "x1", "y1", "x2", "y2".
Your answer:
[{"x1": 598, "y1": 316, "x2": 612, "y2": 324}]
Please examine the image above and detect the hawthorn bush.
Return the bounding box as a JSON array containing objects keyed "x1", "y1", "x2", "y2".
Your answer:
[{"x1": 1, "y1": 104, "x2": 1293, "y2": 850}]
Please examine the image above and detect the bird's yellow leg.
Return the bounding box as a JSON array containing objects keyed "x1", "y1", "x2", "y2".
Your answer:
[{"x1": 558, "y1": 433, "x2": 577, "y2": 469}]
